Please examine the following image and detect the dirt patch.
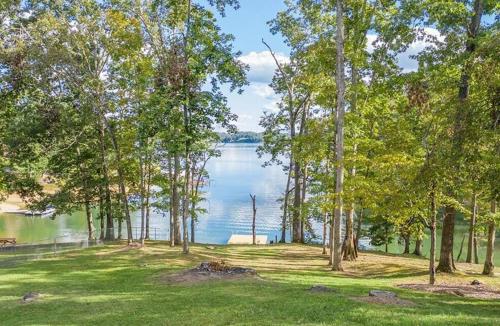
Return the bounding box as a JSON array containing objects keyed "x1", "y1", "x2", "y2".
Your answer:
[
  {"x1": 160, "y1": 260, "x2": 259, "y2": 284},
  {"x1": 398, "y1": 283, "x2": 500, "y2": 300},
  {"x1": 95, "y1": 243, "x2": 142, "y2": 257},
  {"x1": 352, "y1": 295, "x2": 415, "y2": 306}
]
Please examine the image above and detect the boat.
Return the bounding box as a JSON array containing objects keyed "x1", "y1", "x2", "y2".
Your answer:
[{"x1": 24, "y1": 207, "x2": 56, "y2": 217}]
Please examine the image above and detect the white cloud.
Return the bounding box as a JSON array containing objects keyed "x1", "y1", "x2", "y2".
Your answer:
[
  {"x1": 239, "y1": 51, "x2": 290, "y2": 83},
  {"x1": 248, "y1": 83, "x2": 274, "y2": 99},
  {"x1": 367, "y1": 27, "x2": 444, "y2": 72}
]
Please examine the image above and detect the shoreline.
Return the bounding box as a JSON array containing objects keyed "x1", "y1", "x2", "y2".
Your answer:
[{"x1": 0, "y1": 194, "x2": 25, "y2": 214}]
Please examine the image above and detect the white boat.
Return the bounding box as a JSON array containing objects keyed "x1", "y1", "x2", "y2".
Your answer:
[{"x1": 24, "y1": 207, "x2": 56, "y2": 217}]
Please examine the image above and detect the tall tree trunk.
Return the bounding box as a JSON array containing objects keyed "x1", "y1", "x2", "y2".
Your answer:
[
  {"x1": 84, "y1": 200, "x2": 95, "y2": 241},
  {"x1": 250, "y1": 194, "x2": 257, "y2": 245},
  {"x1": 456, "y1": 234, "x2": 466, "y2": 262},
  {"x1": 300, "y1": 167, "x2": 307, "y2": 242},
  {"x1": 482, "y1": 201, "x2": 496, "y2": 275},
  {"x1": 98, "y1": 120, "x2": 113, "y2": 241},
  {"x1": 139, "y1": 146, "x2": 146, "y2": 245},
  {"x1": 292, "y1": 158, "x2": 302, "y2": 242},
  {"x1": 99, "y1": 187, "x2": 105, "y2": 240},
  {"x1": 473, "y1": 236, "x2": 479, "y2": 264},
  {"x1": 182, "y1": 150, "x2": 190, "y2": 254},
  {"x1": 466, "y1": 192, "x2": 477, "y2": 263},
  {"x1": 168, "y1": 155, "x2": 175, "y2": 247},
  {"x1": 173, "y1": 155, "x2": 181, "y2": 245},
  {"x1": 429, "y1": 187, "x2": 437, "y2": 284},
  {"x1": 403, "y1": 234, "x2": 411, "y2": 254},
  {"x1": 105, "y1": 119, "x2": 133, "y2": 244},
  {"x1": 145, "y1": 157, "x2": 152, "y2": 240},
  {"x1": 190, "y1": 166, "x2": 196, "y2": 243},
  {"x1": 355, "y1": 207, "x2": 363, "y2": 250},
  {"x1": 437, "y1": 206, "x2": 456, "y2": 273},
  {"x1": 281, "y1": 159, "x2": 292, "y2": 243},
  {"x1": 322, "y1": 212, "x2": 328, "y2": 255},
  {"x1": 442, "y1": 0, "x2": 484, "y2": 271},
  {"x1": 343, "y1": 65, "x2": 358, "y2": 261},
  {"x1": 332, "y1": 0, "x2": 345, "y2": 272},
  {"x1": 413, "y1": 236, "x2": 423, "y2": 256}
]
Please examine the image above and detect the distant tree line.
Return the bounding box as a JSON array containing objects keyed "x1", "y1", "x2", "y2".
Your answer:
[{"x1": 218, "y1": 132, "x2": 263, "y2": 143}]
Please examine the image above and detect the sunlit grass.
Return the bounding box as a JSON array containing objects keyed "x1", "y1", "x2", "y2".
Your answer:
[{"x1": 0, "y1": 242, "x2": 498, "y2": 325}]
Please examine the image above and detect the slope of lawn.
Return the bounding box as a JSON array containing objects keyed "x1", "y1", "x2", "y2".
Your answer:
[{"x1": 0, "y1": 242, "x2": 499, "y2": 325}]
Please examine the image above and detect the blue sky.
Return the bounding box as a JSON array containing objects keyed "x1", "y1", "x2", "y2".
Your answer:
[
  {"x1": 209, "y1": 1, "x2": 495, "y2": 132},
  {"x1": 208, "y1": 0, "x2": 290, "y2": 132}
]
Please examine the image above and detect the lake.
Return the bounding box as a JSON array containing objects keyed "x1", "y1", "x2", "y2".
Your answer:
[
  {"x1": 0, "y1": 143, "x2": 290, "y2": 245},
  {"x1": 1, "y1": 143, "x2": 498, "y2": 266}
]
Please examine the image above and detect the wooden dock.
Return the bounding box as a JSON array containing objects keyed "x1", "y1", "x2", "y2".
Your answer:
[{"x1": 227, "y1": 234, "x2": 267, "y2": 245}]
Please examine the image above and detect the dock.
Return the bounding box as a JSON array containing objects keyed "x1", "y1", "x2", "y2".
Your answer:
[{"x1": 227, "y1": 234, "x2": 267, "y2": 245}]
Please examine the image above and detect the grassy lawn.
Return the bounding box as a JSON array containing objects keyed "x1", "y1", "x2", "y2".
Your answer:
[{"x1": 0, "y1": 242, "x2": 499, "y2": 325}]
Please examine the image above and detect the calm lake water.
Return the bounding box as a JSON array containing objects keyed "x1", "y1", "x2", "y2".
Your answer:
[
  {"x1": 1, "y1": 143, "x2": 497, "y2": 265},
  {"x1": 0, "y1": 144, "x2": 289, "y2": 245}
]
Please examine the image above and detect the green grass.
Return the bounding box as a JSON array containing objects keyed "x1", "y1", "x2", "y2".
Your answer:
[{"x1": 0, "y1": 242, "x2": 499, "y2": 325}]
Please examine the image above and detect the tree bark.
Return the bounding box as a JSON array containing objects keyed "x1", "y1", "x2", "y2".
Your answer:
[
  {"x1": 145, "y1": 157, "x2": 152, "y2": 240},
  {"x1": 482, "y1": 201, "x2": 496, "y2": 275},
  {"x1": 429, "y1": 187, "x2": 437, "y2": 285},
  {"x1": 403, "y1": 234, "x2": 411, "y2": 254},
  {"x1": 292, "y1": 155, "x2": 302, "y2": 242},
  {"x1": 300, "y1": 166, "x2": 307, "y2": 242},
  {"x1": 98, "y1": 120, "x2": 113, "y2": 241},
  {"x1": 332, "y1": 0, "x2": 345, "y2": 272},
  {"x1": 84, "y1": 200, "x2": 95, "y2": 241},
  {"x1": 99, "y1": 193, "x2": 105, "y2": 240},
  {"x1": 172, "y1": 155, "x2": 181, "y2": 245},
  {"x1": 322, "y1": 212, "x2": 328, "y2": 255},
  {"x1": 168, "y1": 155, "x2": 175, "y2": 247},
  {"x1": 413, "y1": 236, "x2": 423, "y2": 256},
  {"x1": 473, "y1": 236, "x2": 479, "y2": 264},
  {"x1": 250, "y1": 194, "x2": 257, "y2": 245},
  {"x1": 355, "y1": 207, "x2": 363, "y2": 251},
  {"x1": 437, "y1": 206, "x2": 456, "y2": 273},
  {"x1": 139, "y1": 145, "x2": 146, "y2": 245},
  {"x1": 456, "y1": 234, "x2": 466, "y2": 262},
  {"x1": 281, "y1": 158, "x2": 292, "y2": 243},
  {"x1": 104, "y1": 119, "x2": 133, "y2": 244},
  {"x1": 466, "y1": 192, "x2": 477, "y2": 263}
]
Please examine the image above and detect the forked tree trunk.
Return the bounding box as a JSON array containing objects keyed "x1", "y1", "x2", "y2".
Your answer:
[
  {"x1": 332, "y1": 0, "x2": 345, "y2": 272},
  {"x1": 437, "y1": 206, "x2": 456, "y2": 273},
  {"x1": 482, "y1": 201, "x2": 496, "y2": 275},
  {"x1": 466, "y1": 192, "x2": 477, "y2": 263}
]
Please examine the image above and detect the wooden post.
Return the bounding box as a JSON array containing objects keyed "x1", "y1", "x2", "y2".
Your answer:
[{"x1": 250, "y1": 194, "x2": 257, "y2": 245}]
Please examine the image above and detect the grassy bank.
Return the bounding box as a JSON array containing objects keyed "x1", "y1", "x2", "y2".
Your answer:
[{"x1": 0, "y1": 242, "x2": 498, "y2": 325}]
